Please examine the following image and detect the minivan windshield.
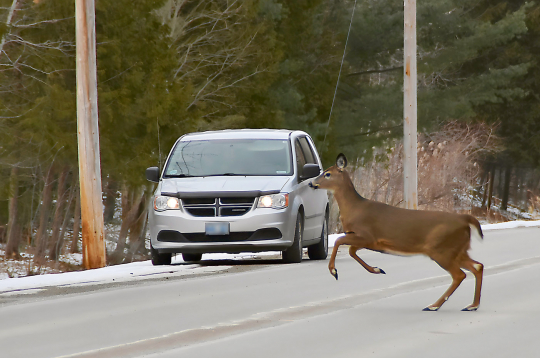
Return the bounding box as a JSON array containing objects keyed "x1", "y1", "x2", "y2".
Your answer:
[{"x1": 164, "y1": 139, "x2": 292, "y2": 177}]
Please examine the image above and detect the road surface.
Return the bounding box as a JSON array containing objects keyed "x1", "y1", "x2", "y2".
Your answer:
[{"x1": 1, "y1": 226, "x2": 539, "y2": 358}]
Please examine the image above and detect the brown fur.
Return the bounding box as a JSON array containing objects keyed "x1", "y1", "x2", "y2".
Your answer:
[{"x1": 310, "y1": 154, "x2": 484, "y2": 311}]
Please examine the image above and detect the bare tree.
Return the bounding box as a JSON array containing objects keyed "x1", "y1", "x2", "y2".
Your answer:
[
  {"x1": 5, "y1": 165, "x2": 20, "y2": 258},
  {"x1": 0, "y1": 0, "x2": 19, "y2": 58},
  {"x1": 47, "y1": 166, "x2": 70, "y2": 260},
  {"x1": 70, "y1": 181, "x2": 81, "y2": 254},
  {"x1": 329, "y1": 121, "x2": 501, "y2": 233},
  {"x1": 158, "y1": 0, "x2": 270, "y2": 119},
  {"x1": 1, "y1": 1, "x2": 75, "y2": 106},
  {"x1": 109, "y1": 185, "x2": 146, "y2": 264},
  {"x1": 35, "y1": 166, "x2": 54, "y2": 258}
]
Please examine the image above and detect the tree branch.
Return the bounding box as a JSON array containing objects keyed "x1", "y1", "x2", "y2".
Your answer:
[
  {"x1": 0, "y1": 0, "x2": 19, "y2": 59},
  {"x1": 347, "y1": 65, "x2": 403, "y2": 77}
]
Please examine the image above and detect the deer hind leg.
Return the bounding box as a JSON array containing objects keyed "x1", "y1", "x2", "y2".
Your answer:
[
  {"x1": 349, "y1": 246, "x2": 386, "y2": 274},
  {"x1": 423, "y1": 259, "x2": 466, "y2": 312},
  {"x1": 328, "y1": 232, "x2": 374, "y2": 280},
  {"x1": 460, "y1": 257, "x2": 484, "y2": 311}
]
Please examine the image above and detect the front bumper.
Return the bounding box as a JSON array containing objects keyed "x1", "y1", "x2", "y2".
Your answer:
[{"x1": 149, "y1": 205, "x2": 297, "y2": 254}]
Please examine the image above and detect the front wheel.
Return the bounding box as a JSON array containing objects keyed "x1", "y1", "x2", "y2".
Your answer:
[
  {"x1": 282, "y1": 212, "x2": 303, "y2": 263},
  {"x1": 151, "y1": 245, "x2": 172, "y2": 266},
  {"x1": 308, "y1": 212, "x2": 328, "y2": 260}
]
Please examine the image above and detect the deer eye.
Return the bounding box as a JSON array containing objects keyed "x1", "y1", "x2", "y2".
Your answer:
[{"x1": 324, "y1": 172, "x2": 331, "y2": 179}]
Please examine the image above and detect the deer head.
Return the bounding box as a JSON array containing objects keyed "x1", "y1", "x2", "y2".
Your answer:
[{"x1": 309, "y1": 153, "x2": 349, "y2": 191}]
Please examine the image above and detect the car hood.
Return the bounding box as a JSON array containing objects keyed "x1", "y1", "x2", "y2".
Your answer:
[{"x1": 160, "y1": 176, "x2": 292, "y2": 198}]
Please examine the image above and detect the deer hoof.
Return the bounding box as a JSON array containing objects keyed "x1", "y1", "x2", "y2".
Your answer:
[
  {"x1": 331, "y1": 268, "x2": 338, "y2": 280},
  {"x1": 422, "y1": 306, "x2": 440, "y2": 312},
  {"x1": 375, "y1": 267, "x2": 386, "y2": 274},
  {"x1": 461, "y1": 306, "x2": 479, "y2": 312}
]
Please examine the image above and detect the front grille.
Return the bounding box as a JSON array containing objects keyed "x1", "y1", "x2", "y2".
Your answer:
[
  {"x1": 186, "y1": 207, "x2": 216, "y2": 217},
  {"x1": 220, "y1": 207, "x2": 249, "y2": 216},
  {"x1": 182, "y1": 197, "x2": 255, "y2": 217},
  {"x1": 183, "y1": 197, "x2": 215, "y2": 205}
]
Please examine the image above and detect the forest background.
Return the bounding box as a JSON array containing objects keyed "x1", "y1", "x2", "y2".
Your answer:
[{"x1": 1, "y1": 0, "x2": 540, "y2": 274}]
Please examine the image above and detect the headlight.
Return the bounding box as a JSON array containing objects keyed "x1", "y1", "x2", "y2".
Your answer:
[
  {"x1": 257, "y1": 193, "x2": 289, "y2": 209},
  {"x1": 154, "y1": 196, "x2": 180, "y2": 211}
]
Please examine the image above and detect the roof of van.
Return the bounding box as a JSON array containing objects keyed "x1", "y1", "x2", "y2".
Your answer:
[{"x1": 180, "y1": 129, "x2": 307, "y2": 141}]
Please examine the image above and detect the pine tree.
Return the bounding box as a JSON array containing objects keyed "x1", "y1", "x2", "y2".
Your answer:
[
  {"x1": 323, "y1": 0, "x2": 532, "y2": 165},
  {"x1": 472, "y1": 1, "x2": 540, "y2": 168}
]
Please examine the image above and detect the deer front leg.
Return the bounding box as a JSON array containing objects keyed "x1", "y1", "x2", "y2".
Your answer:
[
  {"x1": 328, "y1": 235, "x2": 346, "y2": 280},
  {"x1": 328, "y1": 232, "x2": 382, "y2": 280},
  {"x1": 349, "y1": 246, "x2": 386, "y2": 274}
]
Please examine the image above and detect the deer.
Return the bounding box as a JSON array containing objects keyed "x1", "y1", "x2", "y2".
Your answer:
[{"x1": 309, "y1": 153, "x2": 484, "y2": 311}]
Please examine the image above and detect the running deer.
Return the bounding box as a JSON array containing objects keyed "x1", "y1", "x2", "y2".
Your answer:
[{"x1": 309, "y1": 153, "x2": 484, "y2": 311}]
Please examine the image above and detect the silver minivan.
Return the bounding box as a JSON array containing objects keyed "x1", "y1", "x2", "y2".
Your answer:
[{"x1": 146, "y1": 129, "x2": 329, "y2": 265}]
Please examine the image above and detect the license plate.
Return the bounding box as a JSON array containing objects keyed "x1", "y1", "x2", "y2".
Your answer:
[{"x1": 205, "y1": 222, "x2": 230, "y2": 236}]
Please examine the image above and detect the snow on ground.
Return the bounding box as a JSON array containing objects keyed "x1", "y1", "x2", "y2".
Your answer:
[
  {"x1": 1, "y1": 220, "x2": 539, "y2": 296},
  {"x1": 480, "y1": 220, "x2": 540, "y2": 231}
]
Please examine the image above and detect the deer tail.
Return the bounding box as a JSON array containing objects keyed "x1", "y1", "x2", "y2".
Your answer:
[{"x1": 467, "y1": 216, "x2": 483, "y2": 241}]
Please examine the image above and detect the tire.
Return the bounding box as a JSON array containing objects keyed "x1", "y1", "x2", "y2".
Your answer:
[
  {"x1": 182, "y1": 253, "x2": 203, "y2": 262},
  {"x1": 308, "y1": 211, "x2": 328, "y2": 260},
  {"x1": 282, "y1": 212, "x2": 303, "y2": 263},
  {"x1": 151, "y1": 245, "x2": 172, "y2": 266}
]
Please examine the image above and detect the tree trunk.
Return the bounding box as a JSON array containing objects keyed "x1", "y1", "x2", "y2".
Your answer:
[
  {"x1": 54, "y1": 176, "x2": 77, "y2": 260},
  {"x1": 486, "y1": 167, "x2": 495, "y2": 210},
  {"x1": 481, "y1": 164, "x2": 494, "y2": 208},
  {"x1": 0, "y1": 0, "x2": 19, "y2": 58},
  {"x1": 497, "y1": 167, "x2": 504, "y2": 199},
  {"x1": 501, "y1": 166, "x2": 512, "y2": 211},
  {"x1": 515, "y1": 168, "x2": 525, "y2": 209},
  {"x1": 35, "y1": 167, "x2": 55, "y2": 257},
  {"x1": 5, "y1": 166, "x2": 20, "y2": 258},
  {"x1": 114, "y1": 184, "x2": 130, "y2": 256},
  {"x1": 125, "y1": 201, "x2": 148, "y2": 263},
  {"x1": 103, "y1": 179, "x2": 118, "y2": 224},
  {"x1": 478, "y1": 164, "x2": 489, "y2": 205},
  {"x1": 47, "y1": 167, "x2": 70, "y2": 260},
  {"x1": 71, "y1": 183, "x2": 81, "y2": 254},
  {"x1": 110, "y1": 186, "x2": 144, "y2": 264}
]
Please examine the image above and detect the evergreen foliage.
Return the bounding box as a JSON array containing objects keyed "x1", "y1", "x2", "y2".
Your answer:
[
  {"x1": 1, "y1": 0, "x2": 539, "y2": 261},
  {"x1": 324, "y1": 0, "x2": 532, "y2": 166},
  {"x1": 472, "y1": 0, "x2": 540, "y2": 167}
]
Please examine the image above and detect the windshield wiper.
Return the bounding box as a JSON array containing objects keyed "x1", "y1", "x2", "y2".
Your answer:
[
  {"x1": 164, "y1": 174, "x2": 197, "y2": 178},
  {"x1": 204, "y1": 173, "x2": 246, "y2": 177},
  {"x1": 166, "y1": 173, "x2": 249, "y2": 178}
]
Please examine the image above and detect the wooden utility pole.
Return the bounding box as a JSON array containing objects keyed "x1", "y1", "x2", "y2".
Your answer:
[
  {"x1": 403, "y1": 0, "x2": 418, "y2": 210},
  {"x1": 75, "y1": 0, "x2": 106, "y2": 269}
]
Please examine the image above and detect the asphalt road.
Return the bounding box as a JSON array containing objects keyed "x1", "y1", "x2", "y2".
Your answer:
[{"x1": 1, "y1": 226, "x2": 539, "y2": 358}]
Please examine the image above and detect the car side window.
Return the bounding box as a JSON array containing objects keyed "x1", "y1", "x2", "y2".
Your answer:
[
  {"x1": 298, "y1": 137, "x2": 316, "y2": 164},
  {"x1": 295, "y1": 139, "x2": 307, "y2": 177}
]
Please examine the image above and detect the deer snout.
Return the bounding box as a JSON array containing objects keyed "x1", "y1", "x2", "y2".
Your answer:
[{"x1": 309, "y1": 181, "x2": 319, "y2": 189}]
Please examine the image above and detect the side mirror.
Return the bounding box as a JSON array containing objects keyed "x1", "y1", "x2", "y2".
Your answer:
[
  {"x1": 146, "y1": 167, "x2": 160, "y2": 183},
  {"x1": 300, "y1": 164, "x2": 321, "y2": 181}
]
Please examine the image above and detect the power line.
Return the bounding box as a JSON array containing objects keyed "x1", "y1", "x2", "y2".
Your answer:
[{"x1": 322, "y1": 0, "x2": 358, "y2": 153}]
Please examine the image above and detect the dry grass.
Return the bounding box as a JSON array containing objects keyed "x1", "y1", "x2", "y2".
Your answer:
[{"x1": 329, "y1": 121, "x2": 501, "y2": 233}]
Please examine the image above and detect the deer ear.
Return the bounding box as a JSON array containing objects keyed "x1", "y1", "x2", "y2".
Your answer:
[{"x1": 336, "y1": 153, "x2": 347, "y2": 170}]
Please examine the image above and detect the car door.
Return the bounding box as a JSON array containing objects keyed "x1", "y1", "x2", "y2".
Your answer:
[{"x1": 294, "y1": 136, "x2": 324, "y2": 242}]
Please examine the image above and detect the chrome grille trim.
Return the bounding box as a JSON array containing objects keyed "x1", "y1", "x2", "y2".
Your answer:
[{"x1": 181, "y1": 197, "x2": 256, "y2": 217}]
